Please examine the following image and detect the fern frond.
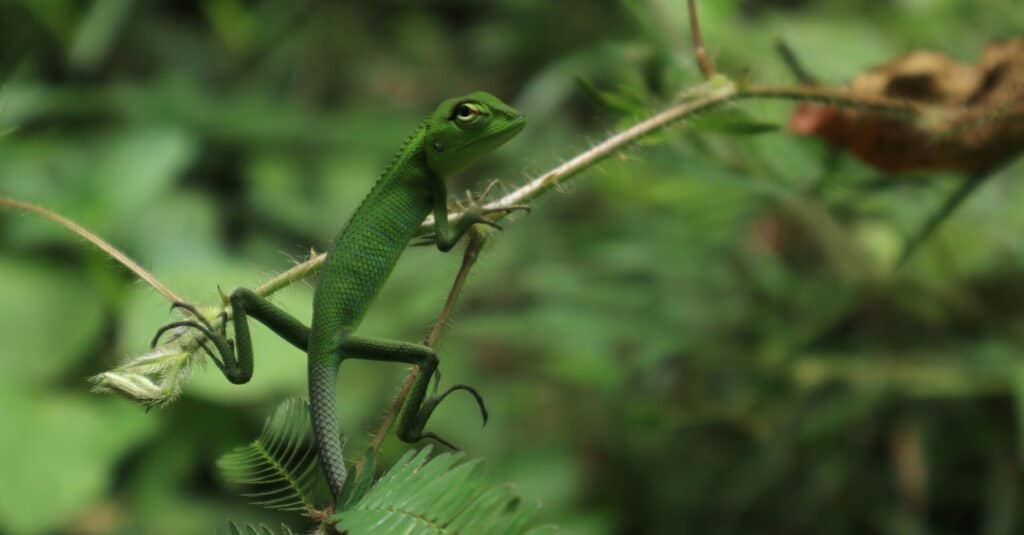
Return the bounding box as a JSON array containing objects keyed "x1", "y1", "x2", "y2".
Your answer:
[
  {"x1": 337, "y1": 447, "x2": 376, "y2": 509},
  {"x1": 223, "y1": 521, "x2": 297, "y2": 535},
  {"x1": 217, "y1": 398, "x2": 326, "y2": 513},
  {"x1": 333, "y1": 446, "x2": 551, "y2": 534}
]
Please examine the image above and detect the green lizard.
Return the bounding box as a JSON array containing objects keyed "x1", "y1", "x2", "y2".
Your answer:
[{"x1": 151, "y1": 91, "x2": 526, "y2": 502}]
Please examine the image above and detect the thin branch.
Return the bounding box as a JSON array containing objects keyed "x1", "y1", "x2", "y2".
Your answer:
[
  {"x1": 897, "y1": 172, "x2": 992, "y2": 267},
  {"x1": 0, "y1": 196, "x2": 183, "y2": 303},
  {"x1": 738, "y1": 83, "x2": 923, "y2": 118},
  {"x1": 775, "y1": 39, "x2": 818, "y2": 85},
  {"x1": 351, "y1": 230, "x2": 489, "y2": 479},
  {"x1": 424, "y1": 231, "x2": 487, "y2": 348},
  {"x1": 462, "y1": 79, "x2": 740, "y2": 217},
  {"x1": 254, "y1": 248, "x2": 324, "y2": 297},
  {"x1": 176, "y1": 79, "x2": 933, "y2": 311},
  {"x1": 97, "y1": 72, "x2": 1012, "y2": 406},
  {"x1": 687, "y1": 0, "x2": 716, "y2": 79}
]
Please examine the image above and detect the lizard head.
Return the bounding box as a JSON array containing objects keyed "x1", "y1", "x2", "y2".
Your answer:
[{"x1": 424, "y1": 91, "x2": 526, "y2": 177}]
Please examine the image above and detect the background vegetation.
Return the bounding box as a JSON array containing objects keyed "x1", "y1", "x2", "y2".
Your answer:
[{"x1": 2, "y1": 0, "x2": 1024, "y2": 533}]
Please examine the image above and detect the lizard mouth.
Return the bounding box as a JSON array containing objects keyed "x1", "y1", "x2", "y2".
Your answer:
[
  {"x1": 506, "y1": 114, "x2": 527, "y2": 132},
  {"x1": 463, "y1": 114, "x2": 526, "y2": 150}
]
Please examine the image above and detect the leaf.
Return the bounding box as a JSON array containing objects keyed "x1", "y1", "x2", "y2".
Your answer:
[
  {"x1": 338, "y1": 447, "x2": 377, "y2": 509},
  {"x1": 217, "y1": 398, "x2": 326, "y2": 513},
  {"x1": 0, "y1": 258, "x2": 105, "y2": 388},
  {"x1": 0, "y1": 394, "x2": 157, "y2": 534},
  {"x1": 68, "y1": 0, "x2": 134, "y2": 71},
  {"x1": 333, "y1": 446, "x2": 550, "y2": 535},
  {"x1": 789, "y1": 37, "x2": 1024, "y2": 174},
  {"x1": 575, "y1": 76, "x2": 647, "y2": 116},
  {"x1": 223, "y1": 521, "x2": 296, "y2": 535}
]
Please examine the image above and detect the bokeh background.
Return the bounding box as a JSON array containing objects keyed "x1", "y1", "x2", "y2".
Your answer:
[{"x1": 3, "y1": 0, "x2": 1024, "y2": 533}]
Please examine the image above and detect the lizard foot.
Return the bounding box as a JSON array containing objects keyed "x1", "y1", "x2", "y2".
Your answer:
[
  {"x1": 410, "y1": 180, "x2": 530, "y2": 246},
  {"x1": 150, "y1": 301, "x2": 231, "y2": 371},
  {"x1": 400, "y1": 383, "x2": 489, "y2": 450}
]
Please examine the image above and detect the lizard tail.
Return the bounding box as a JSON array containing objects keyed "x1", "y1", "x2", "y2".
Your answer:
[{"x1": 309, "y1": 358, "x2": 347, "y2": 500}]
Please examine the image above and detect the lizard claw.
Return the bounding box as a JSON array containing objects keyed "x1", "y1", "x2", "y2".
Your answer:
[
  {"x1": 423, "y1": 383, "x2": 488, "y2": 426},
  {"x1": 410, "y1": 233, "x2": 438, "y2": 247},
  {"x1": 150, "y1": 319, "x2": 227, "y2": 370},
  {"x1": 151, "y1": 320, "x2": 216, "y2": 349},
  {"x1": 151, "y1": 302, "x2": 232, "y2": 372},
  {"x1": 409, "y1": 181, "x2": 529, "y2": 248},
  {"x1": 440, "y1": 384, "x2": 489, "y2": 426},
  {"x1": 421, "y1": 432, "x2": 460, "y2": 451},
  {"x1": 169, "y1": 301, "x2": 215, "y2": 332},
  {"x1": 432, "y1": 368, "x2": 442, "y2": 395},
  {"x1": 398, "y1": 381, "x2": 488, "y2": 448}
]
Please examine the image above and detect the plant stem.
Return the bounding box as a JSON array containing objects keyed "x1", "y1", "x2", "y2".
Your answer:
[
  {"x1": 688, "y1": 0, "x2": 716, "y2": 79},
  {"x1": 351, "y1": 230, "x2": 488, "y2": 478},
  {"x1": 0, "y1": 197, "x2": 183, "y2": 303},
  {"x1": 181, "y1": 80, "x2": 938, "y2": 312}
]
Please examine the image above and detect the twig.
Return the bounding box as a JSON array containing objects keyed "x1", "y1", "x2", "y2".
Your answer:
[
  {"x1": 194, "y1": 79, "x2": 932, "y2": 308},
  {"x1": 351, "y1": 230, "x2": 489, "y2": 479},
  {"x1": 254, "y1": 248, "x2": 324, "y2": 297},
  {"x1": 775, "y1": 39, "x2": 818, "y2": 85},
  {"x1": 687, "y1": 0, "x2": 716, "y2": 79},
  {"x1": 463, "y1": 79, "x2": 740, "y2": 215},
  {"x1": 897, "y1": 173, "x2": 992, "y2": 267},
  {"x1": 96, "y1": 70, "x2": 997, "y2": 406},
  {"x1": 0, "y1": 197, "x2": 183, "y2": 303},
  {"x1": 738, "y1": 83, "x2": 922, "y2": 117}
]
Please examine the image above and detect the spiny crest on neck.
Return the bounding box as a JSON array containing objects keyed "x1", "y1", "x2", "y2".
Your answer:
[{"x1": 376, "y1": 117, "x2": 431, "y2": 184}]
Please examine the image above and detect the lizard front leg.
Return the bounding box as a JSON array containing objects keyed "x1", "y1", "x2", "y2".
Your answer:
[
  {"x1": 427, "y1": 177, "x2": 529, "y2": 252},
  {"x1": 151, "y1": 288, "x2": 310, "y2": 384}
]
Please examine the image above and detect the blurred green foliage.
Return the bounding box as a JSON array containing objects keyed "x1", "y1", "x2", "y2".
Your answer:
[{"x1": 2, "y1": 0, "x2": 1024, "y2": 533}]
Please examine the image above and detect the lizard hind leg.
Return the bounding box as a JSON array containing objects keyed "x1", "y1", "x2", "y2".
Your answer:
[
  {"x1": 397, "y1": 366, "x2": 489, "y2": 450},
  {"x1": 337, "y1": 335, "x2": 489, "y2": 450},
  {"x1": 417, "y1": 384, "x2": 489, "y2": 428},
  {"x1": 403, "y1": 382, "x2": 489, "y2": 450}
]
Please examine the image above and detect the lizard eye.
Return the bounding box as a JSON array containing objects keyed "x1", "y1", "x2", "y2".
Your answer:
[{"x1": 452, "y1": 102, "x2": 482, "y2": 124}]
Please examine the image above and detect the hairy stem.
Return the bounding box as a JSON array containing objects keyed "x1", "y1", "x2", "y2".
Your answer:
[
  {"x1": 352, "y1": 230, "x2": 488, "y2": 479},
  {"x1": 0, "y1": 197, "x2": 183, "y2": 303},
  {"x1": 92, "y1": 71, "x2": 1004, "y2": 407},
  {"x1": 183, "y1": 79, "x2": 942, "y2": 313},
  {"x1": 688, "y1": 0, "x2": 716, "y2": 79}
]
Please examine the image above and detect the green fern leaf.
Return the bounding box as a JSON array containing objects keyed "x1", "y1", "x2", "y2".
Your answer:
[
  {"x1": 337, "y1": 447, "x2": 377, "y2": 509},
  {"x1": 332, "y1": 446, "x2": 551, "y2": 534},
  {"x1": 217, "y1": 398, "x2": 327, "y2": 513},
  {"x1": 223, "y1": 521, "x2": 297, "y2": 535}
]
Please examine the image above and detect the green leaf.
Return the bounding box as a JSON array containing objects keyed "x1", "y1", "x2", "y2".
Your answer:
[
  {"x1": 68, "y1": 0, "x2": 134, "y2": 71},
  {"x1": 0, "y1": 126, "x2": 196, "y2": 248},
  {"x1": 575, "y1": 76, "x2": 647, "y2": 117},
  {"x1": 223, "y1": 521, "x2": 296, "y2": 535},
  {"x1": 333, "y1": 446, "x2": 550, "y2": 535},
  {"x1": 0, "y1": 394, "x2": 156, "y2": 534},
  {"x1": 338, "y1": 447, "x2": 377, "y2": 509},
  {"x1": 217, "y1": 398, "x2": 326, "y2": 513},
  {"x1": 0, "y1": 258, "x2": 105, "y2": 388}
]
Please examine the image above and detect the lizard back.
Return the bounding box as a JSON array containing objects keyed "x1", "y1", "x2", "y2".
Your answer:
[{"x1": 307, "y1": 125, "x2": 434, "y2": 361}]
